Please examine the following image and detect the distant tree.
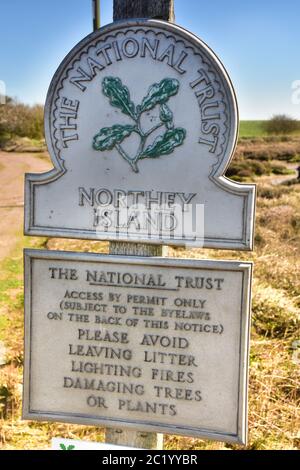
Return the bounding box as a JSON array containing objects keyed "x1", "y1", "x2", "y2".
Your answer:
[
  {"x1": 264, "y1": 115, "x2": 299, "y2": 135},
  {"x1": 0, "y1": 97, "x2": 44, "y2": 143}
]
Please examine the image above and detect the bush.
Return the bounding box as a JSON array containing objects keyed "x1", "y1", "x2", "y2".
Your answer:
[
  {"x1": 236, "y1": 169, "x2": 253, "y2": 178},
  {"x1": 244, "y1": 150, "x2": 271, "y2": 161},
  {"x1": 264, "y1": 115, "x2": 299, "y2": 135},
  {"x1": 252, "y1": 294, "x2": 299, "y2": 339},
  {"x1": 271, "y1": 164, "x2": 294, "y2": 175},
  {"x1": 276, "y1": 151, "x2": 298, "y2": 161},
  {"x1": 284, "y1": 178, "x2": 300, "y2": 187},
  {"x1": 225, "y1": 163, "x2": 245, "y2": 178},
  {"x1": 254, "y1": 232, "x2": 265, "y2": 246},
  {"x1": 0, "y1": 98, "x2": 44, "y2": 147},
  {"x1": 226, "y1": 159, "x2": 271, "y2": 180},
  {"x1": 251, "y1": 160, "x2": 271, "y2": 175}
]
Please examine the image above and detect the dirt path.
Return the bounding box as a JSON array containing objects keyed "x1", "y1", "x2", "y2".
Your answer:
[
  {"x1": 0, "y1": 151, "x2": 52, "y2": 262},
  {"x1": 271, "y1": 163, "x2": 298, "y2": 185}
]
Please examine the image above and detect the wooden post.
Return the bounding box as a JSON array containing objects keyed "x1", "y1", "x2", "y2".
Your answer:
[
  {"x1": 104, "y1": 0, "x2": 175, "y2": 451},
  {"x1": 113, "y1": 0, "x2": 175, "y2": 22},
  {"x1": 92, "y1": 0, "x2": 100, "y2": 31},
  {"x1": 106, "y1": 242, "x2": 168, "y2": 449}
]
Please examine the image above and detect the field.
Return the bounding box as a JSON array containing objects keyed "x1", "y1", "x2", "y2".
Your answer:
[
  {"x1": 239, "y1": 121, "x2": 268, "y2": 138},
  {"x1": 0, "y1": 131, "x2": 299, "y2": 450},
  {"x1": 240, "y1": 120, "x2": 300, "y2": 139}
]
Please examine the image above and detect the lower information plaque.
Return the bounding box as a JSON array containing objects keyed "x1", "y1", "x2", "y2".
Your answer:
[{"x1": 23, "y1": 249, "x2": 252, "y2": 444}]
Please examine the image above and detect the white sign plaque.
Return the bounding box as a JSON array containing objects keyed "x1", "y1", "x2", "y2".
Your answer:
[
  {"x1": 25, "y1": 19, "x2": 255, "y2": 249},
  {"x1": 23, "y1": 249, "x2": 252, "y2": 444}
]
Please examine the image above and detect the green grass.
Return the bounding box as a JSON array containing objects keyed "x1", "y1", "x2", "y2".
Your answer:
[
  {"x1": 239, "y1": 120, "x2": 300, "y2": 138},
  {"x1": 0, "y1": 234, "x2": 47, "y2": 347},
  {"x1": 239, "y1": 121, "x2": 267, "y2": 138}
]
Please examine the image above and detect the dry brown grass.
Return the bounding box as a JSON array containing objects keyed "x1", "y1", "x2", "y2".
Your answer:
[
  {"x1": 226, "y1": 137, "x2": 300, "y2": 181},
  {"x1": 236, "y1": 137, "x2": 300, "y2": 162}
]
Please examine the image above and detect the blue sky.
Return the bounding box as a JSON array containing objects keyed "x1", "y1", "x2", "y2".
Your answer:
[{"x1": 0, "y1": 0, "x2": 299, "y2": 119}]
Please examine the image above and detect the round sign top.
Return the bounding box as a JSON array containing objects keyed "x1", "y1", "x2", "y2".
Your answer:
[
  {"x1": 26, "y1": 20, "x2": 255, "y2": 250},
  {"x1": 45, "y1": 19, "x2": 238, "y2": 177}
]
